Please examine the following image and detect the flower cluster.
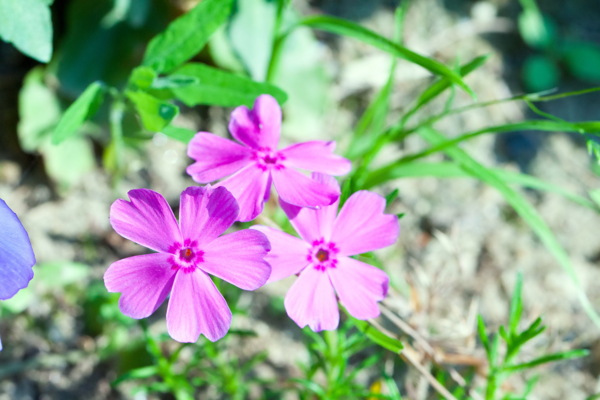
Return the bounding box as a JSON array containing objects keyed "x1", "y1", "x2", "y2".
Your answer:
[
  {"x1": 106, "y1": 94, "x2": 399, "y2": 342},
  {"x1": 0, "y1": 199, "x2": 36, "y2": 350}
]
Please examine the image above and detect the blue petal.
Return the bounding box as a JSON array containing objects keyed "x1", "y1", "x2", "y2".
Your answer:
[{"x1": 0, "y1": 199, "x2": 35, "y2": 300}]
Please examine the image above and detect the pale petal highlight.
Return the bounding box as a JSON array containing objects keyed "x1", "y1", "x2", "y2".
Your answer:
[
  {"x1": 179, "y1": 186, "x2": 238, "y2": 245},
  {"x1": 281, "y1": 141, "x2": 351, "y2": 175},
  {"x1": 229, "y1": 95, "x2": 281, "y2": 150},
  {"x1": 284, "y1": 266, "x2": 339, "y2": 331},
  {"x1": 331, "y1": 191, "x2": 399, "y2": 256},
  {"x1": 329, "y1": 256, "x2": 389, "y2": 320},
  {"x1": 166, "y1": 270, "x2": 232, "y2": 343},
  {"x1": 186, "y1": 132, "x2": 253, "y2": 183},
  {"x1": 104, "y1": 253, "x2": 176, "y2": 319},
  {"x1": 251, "y1": 226, "x2": 309, "y2": 283},
  {"x1": 110, "y1": 189, "x2": 182, "y2": 253},
  {"x1": 200, "y1": 229, "x2": 271, "y2": 290}
]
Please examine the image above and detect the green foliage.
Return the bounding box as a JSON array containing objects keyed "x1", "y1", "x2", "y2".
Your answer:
[
  {"x1": 0, "y1": 0, "x2": 53, "y2": 62},
  {"x1": 52, "y1": 82, "x2": 106, "y2": 144},
  {"x1": 141, "y1": 0, "x2": 234, "y2": 73},
  {"x1": 296, "y1": 321, "x2": 394, "y2": 400},
  {"x1": 478, "y1": 273, "x2": 589, "y2": 399},
  {"x1": 171, "y1": 63, "x2": 287, "y2": 107}
]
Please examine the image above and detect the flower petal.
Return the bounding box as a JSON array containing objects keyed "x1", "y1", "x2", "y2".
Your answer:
[
  {"x1": 279, "y1": 173, "x2": 340, "y2": 243},
  {"x1": 200, "y1": 229, "x2": 271, "y2": 290},
  {"x1": 329, "y1": 256, "x2": 388, "y2": 320},
  {"x1": 229, "y1": 94, "x2": 281, "y2": 149},
  {"x1": 110, "y1": 189, "x2": 182, "y2": 253},
  {"x1": 104, "y1": 253, "x2": 176, "y2": 319},
  {"x1": 186, "y1": 132, "x2": 253, "y2": 183},
  {"x1": 0, "y1": 200, "x2": 35, "y2": 300},
  {"x1": 251, "y1": 226, "x2": 309, "y2": 283},
  {"x1": 179, "y1": 186, "x2": 238, "y2": 245},
  {"x1": 281, "y1": 141, "x2": 351, "y2": 175},
  {"x1": 217, "y1": 164, "x2": 270, "y2": 222},
  {"x1": 331, "y1": 191, "x2": 399, "y2": 256},
  {"x1": 272, "y1": 168, "x2": 339, "y2": 209},
  {"x1": 166, "y1": 269, "x2": 231, "y2": 342},
  {"x1": 284, "y1": 266, "x2": 339, "y2": 331}
]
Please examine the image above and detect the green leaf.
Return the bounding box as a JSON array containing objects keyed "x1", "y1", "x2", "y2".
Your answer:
[
  {"x1": 44, "y1": 136, "x2": 96, "y2": 191},
  {"x1": 297, "y1": 15, "x2": 474, "y2": 97},
  {"x1": 518, "y1": 8, "x2": 556, "y2": 50},
  {"x1": 171, "y1": 63, "x2": 287, "y2": 107},
  {"x1": 18, "y1": 67, "x2": 62, "y2": 152},
  {"x1": 52, "y1": 82, "x2": 105, "y2": 144},
  {"x1": 350, "y1": 317, "x2": 403, "y2": 353},
  {"x1": 508, "y1": 272, "x2": 524, "y2": 337},
  {"x1": 142, "y1": 0, "x2": 234, "y2": 73},
  {"x1": 563, "y1": 41, "x2": 600, "y2": 83},
  {"x1": 228, "y1": 0, "x2": 276, "y2": 80},
  {"x1": 364, "y1": 161, "x2": 599, "y2": 212},
  {"x1": 502, "y1": 349, "x2": 589, "y2": 373},
  {"x1": 161, "y1": 126, "x2": 196, "y2": 144},
  {"x1": 418, "y1": 126, "x2": 600, "y2": 327},
  {"x1": 129, "y1": 66, "x2": 157, "y2": 90},
  {"x1": 522, "y1": 54, "x2": 560, "y2": 92},
  {"x1": 126, "y1": 90, "x2": 179, "y2": 132},
  {"x1": 0, "y1": 0, "x2": 53, "y2": 62},
  {"x1": 113, "y1": 365, "x2": 159, "y2": 386}
]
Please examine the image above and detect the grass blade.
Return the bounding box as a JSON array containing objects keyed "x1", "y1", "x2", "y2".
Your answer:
[{"x1": 419, "y1": 126, "x2": 600, "y2": 327}]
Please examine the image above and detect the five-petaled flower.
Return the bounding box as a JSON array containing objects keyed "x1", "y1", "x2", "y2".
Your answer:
[
  {"x1": 104, "y1": 186, "x2": 271, "y2": 342},
  {"x1": 186, "y1": 94, "x2": 352, "y2": 222},
  {"x1": 253, "y1": 174, "x2": 399, "y2": 331},
  {"x1": 0, "y1": 199, "x2": 36, "y2": 351}
]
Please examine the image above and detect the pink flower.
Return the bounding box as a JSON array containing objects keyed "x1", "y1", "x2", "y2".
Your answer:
[
  {"x1": 186, "y1": 94, "x2": 352, "y2": 222},
  {"x1": 253, "y1": 174, "x2": 399, "y2": 331},
  {"x1": 104, "y1": 186, "x2": 271, "y2": 342}
]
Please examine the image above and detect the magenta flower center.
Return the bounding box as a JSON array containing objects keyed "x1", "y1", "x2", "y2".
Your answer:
[
  {"x1": 307, "y1": 239, "x2": 339, "y2": 272},
  {"x1": 169, "y1": 239, "x2": 204, "y2": 273},
  {"x1": 254, "y1": 147, "x2": 285, "y2": 171}
]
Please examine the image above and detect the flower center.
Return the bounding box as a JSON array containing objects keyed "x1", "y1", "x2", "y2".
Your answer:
[
  {"x1": 168, "y1": 239, "x2": 204, "y2": 273},
  {"x1": 179, "y1": 247, "x2": 194, "y2": 261},
  {"x1": 254, "y1": 147, "x2": 285, "y2": 171},
  {"x1": 307, "y1": 239, "x2": 339, "y2": 272}
]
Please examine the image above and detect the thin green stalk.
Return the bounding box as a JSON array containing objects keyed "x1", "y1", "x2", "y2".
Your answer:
[{"x1": 265, "y1": 0, "x2": 291, "y2": 83}]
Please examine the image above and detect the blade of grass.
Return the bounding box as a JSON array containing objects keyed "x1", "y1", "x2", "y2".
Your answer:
[
  {"x1": 364, "y1": 161, "x2": 598, "y2": 211},
  {"x1": 419, "y1": 126, "x2": 600, "y2": 327},
  {"x1": 296, "y1": 15, "x2": 474, "y2": 97}
]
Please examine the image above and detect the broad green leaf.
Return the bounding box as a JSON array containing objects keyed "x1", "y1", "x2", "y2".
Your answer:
[
  {"x1": 350, "y1": 317, "x2": 403, "y2": 353},
  {"x1": 18, "y1": 67, "x2": 61, "y2": 151},
  {"x1": 272, "y1": 25, "x2": 333, "y2": 140},
  {"x1": 142, "y1": 0, "x2": 234, "y2": 73},
  {"x1": 44, "y1": 136, "x2": 95, "y2": 191},
  {"x1": 52, "y1": 82, "x2": 105, "y2": 144},
  {"x1": 161, "y1": 126, "x2": 196, "y2": 144},
  {"x1": 228, "y1": 0, "x2": 276, "y2": 80},
  {"x1": 365, "y1": 161, "x2": 598, "y2": 211},
  {"x1": 0, "y1": 0, "x2": 53, "y2": 62},
  {"x1": 522, "y1": 54, "x2": 560, "y2": 92},
  {"x1": 129, "y1": 66, "x2": 157, "y2": 90},
  {"x1": 563, "y1": 41, "x2": 600, "y2": 83},
  {"x1": 298, "y1": 15, "x2": 474, "y2": 97},
  {"x1": 419, "y1": 126, "x2": 600, "y2": 327},
  {"x1": 126, "y1": 90, "x2": 179, "y2": 132},
  {"x1": 171, "y1": 63, "x2": 287, "y2": 107},
  {"x1": 517, "y1": 8, "x2": 556, "y2": 50}
]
